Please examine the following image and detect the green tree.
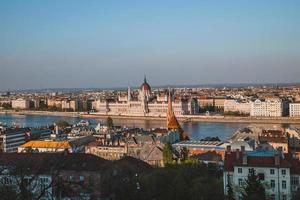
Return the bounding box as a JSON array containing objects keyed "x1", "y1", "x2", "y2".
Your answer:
[
  {"x1": 181, "y1": 147, "x2": 189, "y2": 163},
  {"x1": 106, "y1": 117, "x2": 114, "y2": 131},
  {"x1": 1, "y1": 103, "x2": 12, "y2": 110},
  {"x1": 163, "y1": 143, "x2": 173, "y2": 166},
  {"x1": 55, "y1": 120, "x2": 70, "y2": 128},
  {"x1": 242, "y1": 169, "x2": 266, "y2": 200},
  {"x1": 0, "y1": 185, "x2": 18, "y2": 200},
  {"x1": 226, "y1": 180, "x2": 235, "y2": 200}
]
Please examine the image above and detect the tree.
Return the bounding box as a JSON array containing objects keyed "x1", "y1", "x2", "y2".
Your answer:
[
  {"x1": 181, "y1": 147, "x2": 189, "y2": 163},
  {"x1": 106, "y1": 117, "x2": 114, "y2": 131},
  {"x1": 0, "y1": 185, "x2": 18, "y2": 200},
  {"x1": 1, "y1": 103, "x2": 12, "y2": 110},
  {"x1": 55, "y1": 120, "x2": 70, "y2": 128},
  {"x1": 163, "y1": 143, "x2": 173, "y2": 166},
  {"x1": 226, "y1": 179, "x2": 235, "y2": 200},
  {"x1": 242, "y1": 169, "x2": 266, "y2": 200}
]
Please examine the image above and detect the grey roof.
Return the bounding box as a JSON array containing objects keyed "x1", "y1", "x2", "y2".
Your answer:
[{"x1": 172, "y1": 140, "x2": 225, "y2": 149}]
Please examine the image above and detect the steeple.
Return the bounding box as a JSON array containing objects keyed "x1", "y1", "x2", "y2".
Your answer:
[
  {"x1": 166, "y1": 90, "x2": 180, "y2": 130},
  {"x1": 144, "y1": 75, "x2": 147, "y2": 83},
  {"x1": 166, "y1": 89, "x2": 189, "y2": 141}
]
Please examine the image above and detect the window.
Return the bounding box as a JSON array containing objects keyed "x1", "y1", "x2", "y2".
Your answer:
[
  {"x1": 40, "y1": 177, "x2": 49, "y2": 184},
  {"x1": 2, "y1": 177, "x2": 12, "y2": 185},
  {"x1": 291, "y1": 177, "x2": 299, "y2": 185},
  {"x1": 79, "y1": 176, "x2": 84, "y2": 182},
  {"x1": 238, "y1": 178, "x2": 243, "y2": 187},
  {"x1": 238, "y1": 168, "x2": 242, "y2": 173},
  {"x1": 270, "y1": 169, "x2": 275, "y2": 175},
  {"x1": 258, "y1": 173, "x2": 265, "y2": 181},
  {"x1": 282, "y1": 180, "x2": 286, "y2": 189},
  {"x1": 270, "y1": 180, "x2": 275, "y2": 188},
  {"x1": 69, "y1": 176, "x2": 74, "y2": 182},
  {"x1": 282, "y1": 169, "x2": 286, "y2": 175}
]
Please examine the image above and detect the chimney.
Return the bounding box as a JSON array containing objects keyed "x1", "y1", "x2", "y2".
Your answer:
[
  {"x1": 241, "y1": 146, "x2": 245, "y2": 152},
  {"x1": 275, "y1": 154, "x2": 280, "y2": 165},
  {"x1": 278, "y1": 146, "x2": 284, "y2": 158},
  {"x1": 242, "y1": 153, "x2": 247, "y2": 165},
  {"x1": 236, "y1": 149, "x2": 240, "y2": 160},
  {"x1": 226, "y1": 145, "x2": 231, "y2": 153}
]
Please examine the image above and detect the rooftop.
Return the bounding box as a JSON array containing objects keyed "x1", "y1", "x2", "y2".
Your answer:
[
  {"x1": 20, "y1": 140, "x2": 72, "y2": 149},
  {"x1": 245, "y1": 149, "x2": 279, "y2": 157},
  {"x1": 173, "y1": 140, "x2": 224, "y2": 149}
]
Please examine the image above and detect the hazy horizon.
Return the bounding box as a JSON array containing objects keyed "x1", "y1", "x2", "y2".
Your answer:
[{"x1": 1, "y1": 1, "x2": 300, "y2": 90}]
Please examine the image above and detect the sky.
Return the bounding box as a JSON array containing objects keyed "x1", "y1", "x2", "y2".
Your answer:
[{"x1": 0, "y1": 0, "x2": 300, "y2": 90}]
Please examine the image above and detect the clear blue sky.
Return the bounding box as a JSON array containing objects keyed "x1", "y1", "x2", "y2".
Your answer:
[{"x1": 0, "y1": 0, "x2": 299, "y2": 90}]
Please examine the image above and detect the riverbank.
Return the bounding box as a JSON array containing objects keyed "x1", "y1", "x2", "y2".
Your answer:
[{"x1": 1, "y1": 110, "x2": 300, "y2": 124}]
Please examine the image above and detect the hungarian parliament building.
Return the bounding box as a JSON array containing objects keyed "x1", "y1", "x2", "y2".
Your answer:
[{"x1": 92, "y1": 77, "x2": 199, "y2": 117}]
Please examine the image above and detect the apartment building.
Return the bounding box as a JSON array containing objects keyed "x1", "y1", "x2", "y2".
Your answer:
[
  {"x1": 85, "y1": 141, "x2": 127, "y2": 160},
  {"x1": 224, "y1": 148, "x2": 300, "y2": 200},
  {"x1": 0, "y1": 128, "x2": 29, "y2": 152},
  {"x1": 289, "y1": 103, "x2": 300, "y2": 117},
  {"x1": 250, "y1": 98, "x2": 283, "y2": 117},
  {"x1": 224, "y1": 99, "x2": 251, "y2": 114},
  {"x1": 11, "y1": 98, "x2": 30, "y2": 109}
]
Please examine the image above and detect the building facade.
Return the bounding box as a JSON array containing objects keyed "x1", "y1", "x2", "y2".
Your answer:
[
  {"x1": 224, "y1": 149, "x2": 295, "y2": 200},
  {"x1": 85, "y1": 142, "x2": 127, "y2": 160},
  {"x1": 224, "y1": 99, "x2": 251, "y2": 114},
  {"x1": 289, "y1": 103, "x2": 300, "y2": 117},
  {"x1": 250, "y1": 98, "x2": 283, "y2": 117},
  {"x1": 92, "y1": 77, "x2": 198, "y2": 117},
  {"x1": 11, "y1": 98, "x2": 30, "y2": 109},
  {"x1": 0, "y1": 128, "x2": 29, "y2": 152}
]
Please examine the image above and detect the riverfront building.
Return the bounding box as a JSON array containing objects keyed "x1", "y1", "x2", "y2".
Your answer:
[
  {"x1": 92, "y1": 76, "x2": 198, "y2": 117},
  {"x1": 289, "y1": 103, "x2": 300, "y2": 117},
  {"x1": 224, "y1": 99, "x2": 251, "y2": 114},
  {"x1": 11, "y1": 98, "x2": 30, "y2": 109},
  {"x1": 250, "y1": 98, "x2": 283, "y2": 117}
]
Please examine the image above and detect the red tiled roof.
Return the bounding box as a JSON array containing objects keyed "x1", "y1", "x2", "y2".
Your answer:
[{"x1": 224, "y1": 152, "x2": 292, "y2": 172}]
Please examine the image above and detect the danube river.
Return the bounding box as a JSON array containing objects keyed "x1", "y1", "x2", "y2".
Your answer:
[{"x1": 1, "y1": 114, "x2": 299, "y2": 141}]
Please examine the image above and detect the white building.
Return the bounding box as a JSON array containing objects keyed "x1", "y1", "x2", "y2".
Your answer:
[
  {"x1": 250, "y1": 98, "x2": 283, "y2": 117},
  {"x1": 61, "y1": 99, "x2": 78, "y2": 111},
  {"x1": 92, "y1": 77, "x2": 197, "y2": 117},
  {"x1": 224, "y1": 99, "x2": 251, "y2": 114},
  {"x1": 0, "y1": 128, "x2": 29, "y2": 152},
  {"x1": 224, "y1": 148, "x2": 294, "y2": 200},
  {"x1": 289, "y1": 103, "x2": 300, "y2": 117},
  {"x1": 11, "y1": 98, "x2": 30, "y2": 109}
]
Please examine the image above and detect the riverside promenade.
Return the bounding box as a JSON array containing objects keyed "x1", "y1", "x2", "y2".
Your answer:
[{"x1": 1, "y1": 110, "x2": 300, "y2": 124}]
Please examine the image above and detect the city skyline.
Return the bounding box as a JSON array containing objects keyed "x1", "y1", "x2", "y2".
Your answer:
[{"x1": 1, "y1": 1, "x2": 300, "y2": 90}]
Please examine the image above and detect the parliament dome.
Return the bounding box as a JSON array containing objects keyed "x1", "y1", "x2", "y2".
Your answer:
[{"x1": 140, "y1": 76, "x2": 151, "y2": 91}]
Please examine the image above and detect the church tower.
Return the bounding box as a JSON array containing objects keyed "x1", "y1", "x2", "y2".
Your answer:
[{"x1": 166, "y1": 90, "x2": 189, "y2": 140}]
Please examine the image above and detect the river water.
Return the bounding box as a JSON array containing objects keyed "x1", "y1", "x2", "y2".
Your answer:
[{"x1": 1, "y1": 114, "x2": 299, "y2": 141}]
